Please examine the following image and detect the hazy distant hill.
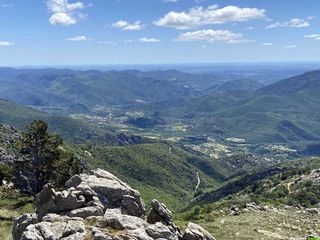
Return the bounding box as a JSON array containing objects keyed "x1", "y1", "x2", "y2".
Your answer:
[
  {"x1": 0, "y1": 68, "x2": 257, "y2": 113},
  {"x1": 159, "y1": 70, "x2": 320, "y2": 143},
  {"x1": 259, "y1": 70, "x2": 320, "y2": 95},
  {"x1": 0, "y1": 68, "x2": 220, "y2": 111},
  {"x1": 0, "y1": 98, "x2": 96, "y2": 141},
  {"x1": 1, "y1": 67, "x2": 320, "y2": 144}
]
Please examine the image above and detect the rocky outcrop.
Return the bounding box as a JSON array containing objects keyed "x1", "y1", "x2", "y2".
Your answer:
[
  {"x1": 13, "y1": 168, "x2": 215, "y2": 240},
  {"x1": 147, "y1": 199, "x2": 173, "y2": 225},
  {"x1": 0, "y1": 124, "x2": 22, "y2": 165},
  {"x1": 35, "y1": 169, "x2": 145, "y2": 220},
  {"x1": 0, "y1": 124, "x2": 22, "y2": 145},
  {"x1": 0, "y1": 146, "x2": 19, "y2": 165}
]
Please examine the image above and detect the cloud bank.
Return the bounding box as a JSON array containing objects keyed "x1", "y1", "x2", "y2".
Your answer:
[{"x1": 154, "y1": 5, "x2": 265, "y2": 29}]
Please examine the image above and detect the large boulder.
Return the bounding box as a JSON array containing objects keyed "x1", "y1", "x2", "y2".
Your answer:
[
  {"x1": 66, "y1": 169, "x2": 145, "y2": 218},
  {"x1": 147, "y1": 199, "x2": 181, "y2": 239},
  {"x1": 36, "y1": 184, "x2": 87, "y2": 219},
  {"x1": 147, "y1": 199, "x2": 173, "y2": 225},
  {"x1": 182, "y1": 222, "x2": 216, "y2": 240},
  {"x1": 146, "y1": 222, "x2": 178, "y2": 240},
  {"x1": 20, "y1": 214, "x2": 86, "y2": 240}
]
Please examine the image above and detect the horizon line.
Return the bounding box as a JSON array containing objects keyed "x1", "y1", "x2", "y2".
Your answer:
[{"x1": 1, "y1": 60, "x2": 320, "y2": 68}]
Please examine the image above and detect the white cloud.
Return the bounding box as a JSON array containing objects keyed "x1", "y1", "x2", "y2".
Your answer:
[
  {"x1": 154, "y1": 5, "x2": 265, "y2": 29},
  {"x1": 49, "y1": 12, "x2": 77, "y2": 25},
  {"x1": 66, "y1": 36, "x2": 92, "y2": 41},
  {"x1": 285, "y1": 45, "x2": 297, "y2": 48},
  {"x1": 139, "y1": 37, "x2": 161, "y2": 43},
  {"x1": 0, "y1": 41, "x2": 15, "y2": 46},
  {"x1": 111, "y1": 20, "x2": 144, "y2": 31},
  {"x1": 266, "y1": 18, "x2": 310, "y2": 29},
  {"x1": 175, "y1": 29, "x2": 250, "y2": 43},
  {"x1": 47, "y1": 0, "x2": 86, "y2": 26},
  {"x1": 262, "y1": 42, "x2": 272, "y2": 46},
  {"x1": 304, "y1": 34, "x2": 320, "y2": 40}
]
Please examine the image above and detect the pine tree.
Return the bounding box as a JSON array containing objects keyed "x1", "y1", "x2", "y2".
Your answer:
[
  {"x1": 16, "y1": 120, "x2": 81, "y2": 194},
  {"x1": 19, "y1": 120, "x2": 62, "y2": 193}
]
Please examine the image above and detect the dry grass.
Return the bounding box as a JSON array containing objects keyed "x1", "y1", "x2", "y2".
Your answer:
[
  {"x1": 190, "y1": 208, "x2": 320, "y2": 240},
  {"x1": 0, "y1": 187, "x2": 34, "y2": 240},
  {"x1": 0, "y1": 221, "x2": 13, "y2": 240}
]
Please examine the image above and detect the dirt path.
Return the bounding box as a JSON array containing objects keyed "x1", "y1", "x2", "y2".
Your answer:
[{"x1": 195, "y1": 171, "x2": 201, "y2": 193}]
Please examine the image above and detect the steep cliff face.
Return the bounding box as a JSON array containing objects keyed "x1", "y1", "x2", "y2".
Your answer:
[{"x1": 13, "y1": 169, "x2": 215, "y2": 240}]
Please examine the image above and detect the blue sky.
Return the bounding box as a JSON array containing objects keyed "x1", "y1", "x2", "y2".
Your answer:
[{"x1": 1, "y1": 0, "x2": 320, "y2": 65}]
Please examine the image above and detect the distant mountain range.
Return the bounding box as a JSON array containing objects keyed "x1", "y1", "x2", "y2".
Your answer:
[
  {"x1": 159, "y1": 70, "x2": 320, "y2": 144},
  {"x1": 0, "y1": 67, "x2": 320, "y2": 145},
  {"x1": 0, "y1": 68, "x2": 226, "y2": 111}
]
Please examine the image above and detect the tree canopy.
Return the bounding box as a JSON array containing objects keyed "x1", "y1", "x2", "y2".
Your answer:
[{"x1": 15, "y1": 120, "x2": 81, "y2": 194}]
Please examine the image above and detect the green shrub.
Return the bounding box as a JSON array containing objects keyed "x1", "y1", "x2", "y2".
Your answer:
[{"x1": 0, "y1": 164, "x2": 12, "y2": 185}]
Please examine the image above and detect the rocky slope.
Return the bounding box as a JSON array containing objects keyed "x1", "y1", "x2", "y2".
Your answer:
[
  {"x1": 13, "y1": 169, "x2": 215, "y2": 240},
  {"x1": 0, "y1": 124, "x2": 22, "y2": 165}
]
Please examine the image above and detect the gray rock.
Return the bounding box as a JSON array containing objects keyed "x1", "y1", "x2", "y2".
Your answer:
[
  {"x1": 13, "y1": 213, "x2": 38, "y2": 240},
  {"x1": 68, "y1": 206, "x2": 104, "y2": 218},
  {"x1": 146, "y1": 222, "x2": 178, "y2": 240},
  {"x1": 20, "y1": 225, "x2": 43, "y2": 240},
  {"x1": 20, "y1": 215, "x2": 86, "y2": 240},
  {"x1": 64, "y1": 169, "x2": 145, "y2": 218},
  {"x1": 122, "y1": 228, "x2": 153, "y2": 240},
  {"x1": 121, "y1": 195, "x2": 145, "y2": 218},
  {"x1": 0, "y1": 124, "x2": 23, "y2": 165},
  {"x1": 36, "y1": 184, "x2": 87, "y2": 219},
  {"x1": 0, "y1": 146, "x2": 19, "y2": 164},
  {"x1": 80, "y1": 169, "x2": 145, "y2": 217},
  {"x1": 61, "y1": 232, "x2": 86, "y2": 240},
  {"x1": 13, "y1": 169, "x2": 214, "y2": 240},
  {"x1": 65, "y1": 175, "x2": 82, "y2": 188},
  {"x1": 183, "y1": 222, "x2": 216, "y2": 240},
  {"x1": 99, "y1": 209, "x2": 148, "y2": 230},
  {"x1": 90, "y1": 227, "x2": 113, "y2": 240},
  {"x1": 41, "y1": 213, "x2": 69, "y2": 222},
  {"x1": 0, "y1": 124, "x2": 22, "y2": 145},
  {"x1": 147, "y1": 199, "x2": 173, "y2": 225}
]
